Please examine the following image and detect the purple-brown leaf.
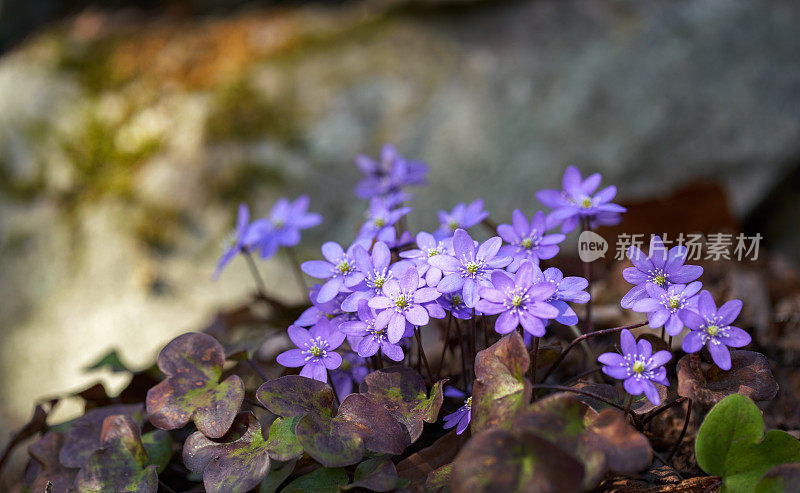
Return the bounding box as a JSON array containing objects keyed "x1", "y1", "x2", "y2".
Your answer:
[
  {"x1": 146, "y1": 332, "x2": 244, "y2": 438},
  {"x1": 586, "y1": 408, "x2": 652, "y2": 474},
  {"x1": 59, "y1": 404, "x2": 144, "y2": 468},
  {"x1": 677, "y1": 351, "x2": 779, "y2": 408},
  {"x1": 74, "y1": 414, "x2": 158, "y2": 492},
  {"x1": 27, "y1": 432, "x2": 79, "y2": 493},
  {"x1": 183, "y1": 412, "x2": 271, "y2": 493},
  {"x1": 256, "y1": 375, "x2": 336, "y2": 418}
]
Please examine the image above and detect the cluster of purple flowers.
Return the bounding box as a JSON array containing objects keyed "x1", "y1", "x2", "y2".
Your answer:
[
  {"x1": 213, "y1": 197, "x2": 322, "y2": 279},
  {"x1": 215, "y1": 152, "x2": 754, "y2": 433},
  {"x1": 618, "y1": 235, "x2": 750, "y2": 371}
]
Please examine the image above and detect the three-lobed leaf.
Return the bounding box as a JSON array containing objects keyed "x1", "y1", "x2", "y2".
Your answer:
[
  {"x1": 147, "y1": 332, "x2": 244, "y2": 438},
  {"x1": 696, "y1": 393, "x2": 800, "y2": 492},
  {"x1": 678, "y1": 351, "x2": 779, "y2": 408},
  {"x1": 183, "y1": 412, "x2": 272, "y2": 493}
]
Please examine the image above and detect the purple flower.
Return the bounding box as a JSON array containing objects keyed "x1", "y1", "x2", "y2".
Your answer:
[
  {"x1": 435, "y1": 199, "x2": 489, "y2": 239},
  {"x1": 341, "y1": 242, "x2": 405, "y2": 312},
  {"x1": 213, "y1": 203, "x2": 270, "y2": 279},
  {"x1": 330, "y1": 352, "x2": 369, "y2": 402},
  {"x1": 301, "y1": 241, "x2": 368, "y2": 303},
  {"x1": 532, "y1": 266, "x2": 590, "y2": 326},
  {"x1": 497, "y1": 210, "x2": 565, "y2": 272},
  {"x1": 354, "y1": 143, "x2": 428, "y2": 199},
  {"x1": 357, "y1": 197, "x2": 412, "y2": 243},
  {"x1": 399, "y1": 232, "x2": 453, "y2": 287},
  {"x1": 442, "y1": 395, "x2": 472, "y2": 435},
  {"x1": 678, "y1": 291, "x2": 751, "y2": 370},
  {"x1": 257, "y1": 196, "x2": 322, "y2": 258},
  {"x1": 631, "y1": 282, "x2": 702, "y2": 336},
  {"x1": 536, "y1": 166, "x2": 626, "y2": 233},
  {"x1": 598, "y1": 329, "x2": 671, "y2": 406},
  {"x1": 340, "y1": 300, "x2": 404, "y2": 361},
  {"x1": 276, "y1": 319, "x2": 346, "y2": 382},
  {"x1": 476, "y1": 261, "x2": 559, "y2": 336},
  {"x1": 368, "y1": 266, "x2": 441, "y2": 343},
  {"x1": 621, "y1": 236, "x2": 703, "y2": 309},
  {"x1": 436, "y1": 291, "x2": 473, "y2": 320},
  {"x1": 429, "y1": 229, "x2": 511, "y2": 308}
]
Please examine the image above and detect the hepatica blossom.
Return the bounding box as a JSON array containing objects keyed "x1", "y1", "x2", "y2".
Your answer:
[
  {"x1": 354, "y1": 143, "x2": 428, "y2": 199},
  {"x1": 435, "y1": 199, "x2": 489, "y2": 239},
  {"x1": 533, "y1": 267, "x2": 590, "y2": 326},
  {"x1": 429, "y1": 229, "x2": 511, "y2": 308},
  {"x1": 257, "y1": 195, "x2": 322, "y2": 259},
  {"x1": 442, "y1": 395, "x2": 472, "y2": 435},
  {"x1": 368, "y1": 265, "x2": 441, "y2": 343},
  {"x1": 399, "y1": 232, "x2": 452, "y2": 287},
  {"x1": 301, "y1": 241, "x2": 367, "y2": 303},
  {"x1": 598, "y1": 329, "x2": 671, "y2": 405},
  {"x1": 342, "y1": 242, "x2": 403, "y2": 312},
  {"x1": 276, "y1": 319, "x2": 345, "y2": 382},
  {"x1": 621, "y1": 235, "x2": 703, "y2": 309},
  {"x1": 340, "y1": 300, "x2": 404, "y2": 361},
  {"x1": 437, "y1": 291, "x2": 473, "y2": 320},
  {"x1": 213, "y1": 203, "x2": 270, "y2": 279},
  {"x1": 357, "y1": 197, "x2": 411, "y2": 243},
  {"x1": 679, "y1": 291, "x2": 751, "y2": 370},
  {"x1": 536, "y1": 166, "x2": 626, "y2": 233},
  {"x1": 476, "y1": 261, "x2": 559, "y2": 337},
  {"x1": 632, "y1": 282, "x2": 702, "y2": 336},
  {"x1": 497, "y1": 210, "x2": 565, "y2": 272}
]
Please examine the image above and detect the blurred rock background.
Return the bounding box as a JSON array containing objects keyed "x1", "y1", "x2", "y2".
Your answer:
[{"x1": 1, "y1": 0, "x2": 799, "y2": 434}]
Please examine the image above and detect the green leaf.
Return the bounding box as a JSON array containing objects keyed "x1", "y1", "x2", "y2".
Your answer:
[
  {"x1": 146, "y1": 332, "x2": 244, "y2": 438},
  {"x1": 755, "y1": 463, "x2": 800, "y2": 493},
  {"x1": 259, "y1": 460, "x2": 296, "y2": 493},
  {"x1": 141, "y1": 430, "x2": 173, "y2": 473},
  {"x1": 471, "y1": 332, "x2": 531, "y2": 432},
  {"x1": 696, "y1": 394, "x2": 800, "y2": 492},
  {"x1": 266, "y1": 417, "x2": 303, "y2": 461},
  {"x1": 84, "y1": 350, "x2": 131, "y2": 374},
  {"x1": 279, "y1": 467, "x2": 348, "y2": 493},
  {"x1": 343, "y1": 457, "x2": 398, "y2": 492}
]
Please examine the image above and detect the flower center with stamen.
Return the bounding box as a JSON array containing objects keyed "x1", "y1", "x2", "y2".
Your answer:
[
  {"x1": 451, "y1": 295, "x2": 463, "y2": 307},
  {"x1": 632, "y1": 361, "x2": 646, "y2": 374},
  {"x1": 651, "y1": 272, "x2": 666, "y2": 286},
  {"x1": 337, "y1": 261, "x2": 352, "y2": 274},
  {"x1": 465, "y1": 396, "x2": 472, "y2": 408},
  {"x1": 310, "y1": 346, "x2": 323, "y2": 357},
  {"x1": 428, "y1": 248, "x2": 440, "y2": 257},
  {"x1": 580, "y1": 197, "x2": 593, "y2": 208},
  {"x1": 448, "y1": 220, "x2": 459, "y2": 230},
  {"x1": 273, "y1": 219, "x2": 285, "y2": 228},
  {"x1": 465, "y1": 262, "x2": 480, "y2": 275},
  {"x1": 373, "y1": 275, "x2": 386, "y2": 289},
  {"x1": 395, "y1": 295, "x2": 408, "y2": 310},
  {"x1": 705, "y1": 325, "x2": 719, "y2": 337},
  {"x1": 511, "y1": 294, "x2": 524, "y2": 307},
  {"x1": 521, "y1": 237, "x2": 534, "y2": 249},
  {"x1": 668, "y1": 296, "x2": 681, "y2": 309},
  {"x1": 374, "y1": 217, "x2": 385, "y2": 228}
]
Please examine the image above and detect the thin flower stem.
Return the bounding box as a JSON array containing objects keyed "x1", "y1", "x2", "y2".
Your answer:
[
  {"x1": 327, "y1": 369, "x2": 340, "y2": 406},
  {"x1": 641, "y1": 397, "x2": 688, "y2": 425},
  {"x1": 530, "y1": 384, "x2": 627, "y2": 412},
  {"x1": 414, "y1": 327, "x2": 434, "y2": 385},
  {"x1": 436, "y1": 314, "x2": 454, "y2": 381},
  {"x1": 660, "y1": 327, "x2": 666, "y2": 341},
  {"x1": 458, "y1": 320, "x2": 470, "y2": 390},
  {"x1": 624, "y1": 394, "x2": 633, "y2": 421},
  {"x1": 244, "y1": 397, "x2": 267, "y2": 411},
  {"x1": 667, "y1": 398, "x2": 692, "y2": 463},
  {"x1": 530, "y1": 337, "x2": 540, "y2": 401},
  {"x1": 243, "y1": 250, "x2": 268, "y2": 298},
  {"x1": 581, "y1": 217, "x2": 593, "y2": 334},
  {"x1": 540, "y1": 321, "x2": 648, "y2": 382},
  {"x1": 285, "y1": 247, "x2": 308, "y2": 296},
  {"x1": 668, "y1": 335, "x2": 673, "y2": 349},
  {"x1": 470, "y1": 309, "x2": 477, "y2": 365},
  {"x1": 246, "y1": 359, "x2": 270, "y2": 382},
  {"x1": 482, "y1": 315, "x2": 489, "y2": 349},
  {"x1": 562, "y1": 366, "x2": 602, "y2": 387}
]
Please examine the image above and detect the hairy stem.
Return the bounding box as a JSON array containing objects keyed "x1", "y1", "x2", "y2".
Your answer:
[
  {"x1": 642, "y1": 397, "x2": 688, "y2": 425},
  {"x1": 414, "y1": 327, "x2": 434, "y2": 385},
  {"x1": 246, "y1": 359, "x2": 270, "y2": 382},
  {"x1": 436, "y1": 314, "x2": 453, "y2": 381},
  {"x1": 540, "y1": 321, "x2": 648, "y2": 382},
  {"x1": 285, "y1": 247, "x2": 308, "y2": 297},
  {"x1": 667, "y1": 398, "x2": 692, "y2": 463},
  {"x1": 243, "y1": 250, "x2": 268, "y2": 298}
]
